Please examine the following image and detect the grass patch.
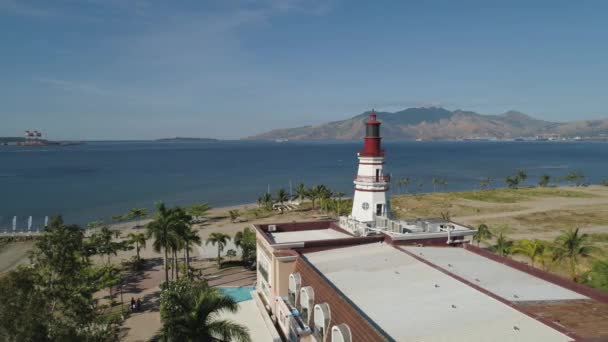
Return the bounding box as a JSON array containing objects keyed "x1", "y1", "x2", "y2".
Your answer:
[
  {"x1": 513, "y1": 208, "x2": 608, "y2": 230},
  {"x1": 455, "y1": 187, "x2": 595, "y2": 203},
  {"x1": 589, "y1": 233, "x2": 608, "y2": 243},
  {"x1": 391, "y1": 192, "x2": 525, "y2": 219}
]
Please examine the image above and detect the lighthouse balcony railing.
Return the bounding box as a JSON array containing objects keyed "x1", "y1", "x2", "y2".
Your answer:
[
  {"x1": 358, "y1": 150, "x2": 385, "y2": 157},
  {"x1": 354, "y1": 175, "x2": 391, "y2": 183}
]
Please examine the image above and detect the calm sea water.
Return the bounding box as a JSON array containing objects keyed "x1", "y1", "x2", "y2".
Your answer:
[{"x1": 1, "y1": 140, "x2": 607, "y2": 227}]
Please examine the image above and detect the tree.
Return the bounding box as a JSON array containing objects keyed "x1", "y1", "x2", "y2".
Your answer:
[
  {"x1": 234, "y1": 228, "x2": 257, "y2": 266},
  {"x1": 516, "y1": 169, "x2": 528, "y2": 186},
  {"x1": 295, "y1": 182, "x2": 308, "y2": 202},
  {"x1": 432, "y1": 177, "x2": 439, "y2": 193},
  {"x1": 512, "y1": 239, "x2": 547, "y2": 267},
  {"x1": 317, "y1": 185, "x2": 333, "y2": 212},
  {"x1": 479, "y1": 177, "x2": 493, "y2": 191},
  {"x1": 261, "y1": 193, "x2": 273, "y2": 211},
  {"x1": 160, "y1": 278, "x2": 250, "y2": 342},
  {"x1": 226, "y1": 249, "x2": 237, "y2": 260},
  {"x1": 276, "y1": 188, "x2": 289, "y2": 213},
  {"x1": 128, "y1": 232, "x2": 147, "y2": 264},
  {"x1": 206, "y1": 233, "x2": 231, "y2": 267},
  {"x1": 182, "y1": 226, "x2": 202, "y2": 277},
  {"x1": 93, "y1": 226, "x2": 121, "y2": 265},
  {"x1": 187, "y1": 203, "x2": 212, "y2": 223},
  {"x1": 0, "y1": 217, "x2": 120, "y2": 341},
  {"x1": 228, "y1": 210, "x2": 240, "y2": 223},
  {"x1": 333, "y1": 191, "x2": 347, "y2": 216},
  {"x1": 147, "y1": 202, "x2": 179, "y2": 283},
  {"x1": 473, "y1": 224, "x2": 493, "y2": 246},
  {"x1": 553, "y1": 228, "x2": 598, "y2": 280},
  {"x1": 538, "y1": 174, "x2": 551, "y2": 187},
  {"x1": 563, "y1": 171, "x2": 585, "y2": 186},
  {"x1": 491, "y1": 233, "x2": 513, "y2": 257},
  {"x1": 582, "y1": 258, "x2": 608, "y2": 291},
  {"x1": 440, "y1": 178, "x2": 447, "y2": 191},
  {"x1": 129, "y1": 208, "x2": 148, "y2": 228},
  {"x1": 308, "y1": 185, "x2": 322, "y2": 209},
  {"x1": 397, "y1": 177, "x2": 411, "y2": 194},
  {"x1": 505, "y1": 176, "x2": 520, "y2": 189}
]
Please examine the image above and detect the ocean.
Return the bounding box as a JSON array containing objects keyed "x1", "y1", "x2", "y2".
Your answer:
[{"x1": 1, "y1": 140, "x2": 607, "y2": 227}]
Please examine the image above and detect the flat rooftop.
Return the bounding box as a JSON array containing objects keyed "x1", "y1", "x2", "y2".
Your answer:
[
  {"x1": 403, "y1": 246, "x2": 587, "y2": 302},
  {"x1": 305, "y1": 243, "x2": 572, "y2": 342},
  {"x1": 270, "y1": 228, "x2": 351, "y2": 244}
]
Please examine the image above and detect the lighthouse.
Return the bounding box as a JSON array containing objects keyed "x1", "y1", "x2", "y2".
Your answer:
[{"x1": 351, "y1": 110, "x2": 390, "y2": 223}]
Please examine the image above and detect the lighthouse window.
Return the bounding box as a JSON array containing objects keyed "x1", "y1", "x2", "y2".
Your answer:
[{"x1": 362, "y1": 202, "x2": 369, "y2": 210}]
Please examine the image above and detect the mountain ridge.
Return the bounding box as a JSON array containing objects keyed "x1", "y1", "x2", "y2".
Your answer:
[{"x1": 247, "y1": 107, "x2": 608, "y2": 141}]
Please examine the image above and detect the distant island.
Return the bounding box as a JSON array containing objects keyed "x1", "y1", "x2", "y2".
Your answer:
[
  {"x1": 156, "y1": 137, "x2": 219, "y2": 142},
  {"x1": 247, "y1": 107, "x2": 608, "y2": 141},
  {"x1": 0, "y1": 137, "x2": 84, "y2": 146}
]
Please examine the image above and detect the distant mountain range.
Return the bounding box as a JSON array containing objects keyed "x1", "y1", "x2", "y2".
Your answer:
[{"x1": 247, "y1": 107, "x2": 608, "y2": 141}]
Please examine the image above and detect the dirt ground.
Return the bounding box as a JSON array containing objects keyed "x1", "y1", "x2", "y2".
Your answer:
[{"x1": 392, "y1": 185, "x2": 608, "y2": 242}]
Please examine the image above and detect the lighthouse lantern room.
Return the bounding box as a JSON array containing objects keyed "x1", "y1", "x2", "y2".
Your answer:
[{"x1": 351, "y1": 110, "x2": 390, "y2": 223}]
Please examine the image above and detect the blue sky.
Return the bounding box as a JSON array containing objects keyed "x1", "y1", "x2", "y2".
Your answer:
[{"x1": 1, "y1": 0, "x2": 607, "y2": 140}]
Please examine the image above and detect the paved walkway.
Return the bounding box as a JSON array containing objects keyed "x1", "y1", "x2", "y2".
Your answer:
[{"x1": 120, "y1": 258, "x2": 164, "y2": 342}]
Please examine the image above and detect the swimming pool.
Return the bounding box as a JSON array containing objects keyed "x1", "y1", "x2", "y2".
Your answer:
[{"x1": 219, "y1": 286, "x2": 255, "y2": 303}]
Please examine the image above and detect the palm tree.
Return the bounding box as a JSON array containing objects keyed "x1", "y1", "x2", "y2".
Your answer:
[
  {"x1": 309, "y1": 185, "x2": 322, "y2": 210},
  {"x1": 261, "y1": 193, "x2": 273, "y2": 211},
  {"x1": 147, "y1": 202, "x2": 179, "y2": 283},
  {"x1": 439, "y1": 178, "x2": 447, "y2": 192},
  {"x1": 553, "y1": 228, "x2": 598, "y2": 280},
  {"x1": 182, "y1": 226, "x2": 202, "y2": 277},
  {"x1": 160, "y1": 281, "x2": 251, "y2": 342},
  {"x1": 228, "y1": 210, "x2": 240, "y2": 223},
  {"x1": 276, "y1": 188, "x2": 289, "y2": 214},
  {"x1": 517, "y1": 169, "x2": 528, "y2": 185},
  {"x1": 512, "y1": 239, "x2": 547, "y2": 267},
  {"x1": 129, "y1": 208, "x2": 148, "y2": 228},
  {"x1": 473, "y1": 224, "x2": 493, "y2": 246},
  {"x1": 187, "y1": 203, "x2": 212, "y2": 223},
  {"x1": 206, "y1": 233, "x2": 231, "y2": 267},
  {"x1": 295, "y1": 183, "x2": 307, "y2": 203},
  {"x1": 491, "y1": 233, "x2": 513, "y2": 257},
  {"x1": 398, "y1": 177, "x2": 411, "y2": 194},
  {"x1": 127, "y1": 232, "x2": 147, "y2": 264},
  {"x1": 334, "y1": 191, "x2": 346, "y2": 216},
  {"x1": 432, "y1": 177, "x2": 439, "y2": 193},
  {"x1": 317, "y1": 185, "x2": 333, "y2": 212},
  {"x1": 505, "y1": 176, "x2": 520, "y2": 189},
  {"x1": 538, "y1": 174, "x2": 551, "y2": 187}
]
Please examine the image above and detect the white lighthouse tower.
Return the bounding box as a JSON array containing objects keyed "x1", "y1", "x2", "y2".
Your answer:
[{"x1": 351, "y1": 110, "x2": 390, "y2": 223}]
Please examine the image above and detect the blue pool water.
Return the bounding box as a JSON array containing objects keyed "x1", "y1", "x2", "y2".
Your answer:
[{"x1": 219, "y1": 286, "x2": 255, "y2": 303}]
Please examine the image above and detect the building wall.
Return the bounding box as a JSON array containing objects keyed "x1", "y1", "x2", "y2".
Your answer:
[{"x1": 293, "y1": 256, "x2": 390, "y2": 342}]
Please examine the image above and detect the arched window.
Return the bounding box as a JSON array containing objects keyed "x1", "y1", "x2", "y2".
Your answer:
[
  {"x1": 288, "y1": 273, "x2": 301, "y2": 307},
  {"x1": 331, "y1": 324, "x2": 352, "y2": 342},
  {"x1": 299, "y1": 286, "x2": 314, "y2": 326},
  {"x1": 313, "y1": 303, "x2": 331, "y2": 342}
]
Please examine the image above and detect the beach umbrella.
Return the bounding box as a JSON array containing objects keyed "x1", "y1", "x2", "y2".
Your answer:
[
  {"x1": 12, "y1": 216, "x2": 16, "y2": 231},
  {"x1": 44, "y1": 216, "x2": 49, "y2": 229},
  {"x1": 28, "y1": 216, "x2": 33, "y2": 231}
]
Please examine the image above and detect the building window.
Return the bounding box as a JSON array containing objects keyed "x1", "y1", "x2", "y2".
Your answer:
[
  {"x1": 331, "y1": 324, "x2": 352, "y2": 342},
  {"x1": 300, "y1": 286, "x2": 314, "y2": 326},
  {"x1": 314, "y1": 303, "x2": 331, "y2": 342},
  {"x1": 288, "y1": 273, "x2": 301, "y2": 307}
]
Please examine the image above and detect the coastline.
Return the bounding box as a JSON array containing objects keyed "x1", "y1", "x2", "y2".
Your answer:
[{"x1": 0, "y1": 201, "x2": 260, "y2": 274}]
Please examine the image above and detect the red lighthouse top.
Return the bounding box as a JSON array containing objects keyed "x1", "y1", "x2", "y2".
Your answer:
[{"x1": 360, "y1": 110, "x2": 383, "y2": 157}]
